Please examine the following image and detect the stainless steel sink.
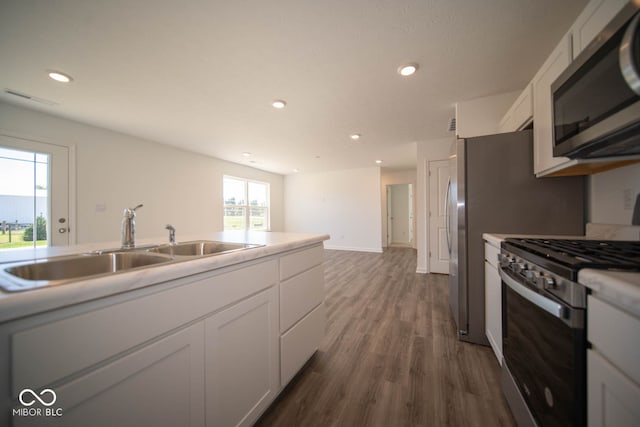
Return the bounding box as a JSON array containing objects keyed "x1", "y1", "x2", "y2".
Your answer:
[
  {"x1": 147, "y1": 240, "x2": 262, "y2": 257},
  {"x1": 0, "y1": 252, "x2": 173, "y2": 292}
]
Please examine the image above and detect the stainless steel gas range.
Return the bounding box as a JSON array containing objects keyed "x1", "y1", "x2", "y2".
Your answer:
[{"x1": 498, "y1": 238, "x2": 640, "y2": 427}]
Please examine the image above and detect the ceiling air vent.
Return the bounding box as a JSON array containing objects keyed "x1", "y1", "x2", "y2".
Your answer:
[
  {"x1": 447, "y1": 117, "x2": 456, "y2": 132},
  {"x1": 3, "y1": 89, "x2": 58, "y2": 106}
]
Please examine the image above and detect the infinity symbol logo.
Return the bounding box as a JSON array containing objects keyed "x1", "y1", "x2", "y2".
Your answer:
[{"x1": 18, "y1": 389, "x2": 57, "y2": 407}]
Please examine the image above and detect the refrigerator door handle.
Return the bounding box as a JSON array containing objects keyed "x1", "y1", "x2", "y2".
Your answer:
[{"x1": 445, "y1": 178, "x2": 451, "y2": 254}]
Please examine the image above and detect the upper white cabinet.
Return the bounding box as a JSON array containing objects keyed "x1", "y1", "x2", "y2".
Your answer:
[
  {"x1": 498, "y1": 84, "x2": 533, "y2": 133},
  {"x1": 531, "y1": 0, "x2": 633, "y2": 177},
  {"x1": 532, "y1": 33, "x2": 573, "y2": 176},
  {"x1": 572, "y1": 0, "x2": 628, "y2": 57}
]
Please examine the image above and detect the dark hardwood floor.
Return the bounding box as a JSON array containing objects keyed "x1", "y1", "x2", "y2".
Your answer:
[{"x1": 256, "y1": 247, "x2": 515, "y2": 427}]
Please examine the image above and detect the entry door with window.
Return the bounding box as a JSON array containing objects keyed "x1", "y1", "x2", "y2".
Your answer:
[{"x1": 0, "y1": 134, "x2": 70, "y2": 249}]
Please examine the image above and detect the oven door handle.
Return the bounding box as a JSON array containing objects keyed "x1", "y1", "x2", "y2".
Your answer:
[{"x1": 500, "y1": 268, "x2": 565, "y2": 319}]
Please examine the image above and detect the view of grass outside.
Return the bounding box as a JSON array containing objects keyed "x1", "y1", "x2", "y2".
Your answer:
[
  {"x1": 0, "y1": 147, "x2": 50, "y2": 250},
  {"x1": 0, "y1": 229, "x2": 47, "y2": 249},
  {"x1": 223, "y1": 177, "x2": 269, "y2": 231}
]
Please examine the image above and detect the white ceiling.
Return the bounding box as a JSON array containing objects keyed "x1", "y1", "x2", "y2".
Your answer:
[{"x1": 0, "y1": 0, "x2": 587, "y2": 175}]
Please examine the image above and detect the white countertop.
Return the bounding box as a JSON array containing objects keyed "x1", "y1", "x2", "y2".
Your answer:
[
  {"x1": 579, "y1": 269, "x2": 640, "y2": 318},
  {"x1": 0, "y1": 231, "x2": 329, "y2": 324}
]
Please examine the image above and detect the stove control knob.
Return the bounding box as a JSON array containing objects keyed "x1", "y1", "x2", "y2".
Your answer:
[
  {"x1": 513, "y1": 262, "x2": 527, "y2": 273},
  {"x1": 537, "y1": 275, "x2": 556, "y2": 288},
  {"x1": 525, "y1": 270, "x2": 539, "y2": 280}
]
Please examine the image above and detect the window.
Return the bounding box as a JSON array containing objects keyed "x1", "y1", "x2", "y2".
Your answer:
[{"x1": 223, "y1": 176, "x2": 270, "y2": 231}]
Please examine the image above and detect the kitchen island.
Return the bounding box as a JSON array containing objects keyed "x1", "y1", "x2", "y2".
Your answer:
[{"x1": 0, "y1": 231, "x2": 329, "y2": 427}]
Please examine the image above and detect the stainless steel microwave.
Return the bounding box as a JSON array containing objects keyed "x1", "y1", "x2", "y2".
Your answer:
[{"x1": 552, "y1": 2, "x2": 640, "y2": 159}]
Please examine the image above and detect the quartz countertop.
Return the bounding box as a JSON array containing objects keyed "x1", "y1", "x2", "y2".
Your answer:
[
  {"x1": 579, "y1": 269, "x2": 640, "y2": 318},
  {"x1": 0, "y1": 231, "x2": 329, "y2": 324}
]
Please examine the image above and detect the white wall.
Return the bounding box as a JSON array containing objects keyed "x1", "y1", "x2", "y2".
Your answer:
[
  {"x1": 0, "y1": 101, "x2": 284, "y2": 244},
  {"x1": 380, "y1": 169, "x2": 416, "y2": 248},
  {"x1": 285, "y1": 167, "x2": 382, "y2": 252},
  {"x1": 455, "y1": 91, "x2": 519, "y2": 138},
  {"x1": 589, "y1": 163, "x2": 640, "y2": 225},
  {"x1": 416, "y1": 137, "x2": 453, "y2": 273}
]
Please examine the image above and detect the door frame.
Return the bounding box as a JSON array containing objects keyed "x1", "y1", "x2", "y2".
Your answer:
[
  {"x1": 0, "y1": 129, "x2": 77, "y2": 246},
  {"x1": 387, "y1": 183, "x2": 414, "y2": 247}
]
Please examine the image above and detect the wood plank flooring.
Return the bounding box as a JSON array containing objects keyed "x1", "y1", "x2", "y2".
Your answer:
[{"x1": 256, "y1": 247, "x2": 515, "y2": 427}]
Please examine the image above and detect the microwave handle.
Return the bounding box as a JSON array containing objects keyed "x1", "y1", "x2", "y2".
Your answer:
[{"x1": 620, "y1": 12, "x2": 640, "y2": 95}]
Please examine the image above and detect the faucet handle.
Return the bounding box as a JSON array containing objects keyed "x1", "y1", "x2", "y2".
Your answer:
[
  {"x1": 123, "y1": 204, "x2": 143, "y2": 218},
  {"x1": 165, "y1": 224, "x2": 176, "y2": 245}
]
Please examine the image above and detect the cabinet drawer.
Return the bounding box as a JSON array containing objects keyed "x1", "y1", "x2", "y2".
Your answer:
[
  {"x1": 11, "y1": 260, "x2": 277, "y2": 394},
  {"x1": 588, "y1": 295, "x2": 640, "y2": 385},
  {"x1": 280, "y1": 264, "x2": 325, "y2": 333},
  {"x1": 484, "y1": 242, "x2": 500, "y2": 269},
  {"x1": 280, "y1": 244, "x2": 324, "y2": 281},
  {"x1": 281, "y1": 303, "x2": 325, "y2": 386}
]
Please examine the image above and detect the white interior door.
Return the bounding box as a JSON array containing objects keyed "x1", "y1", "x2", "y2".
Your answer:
[
  {"x1": 389, "y1": 184, "x2": 411, "y2": 246},
  {"x1": 428, "y1": 159, "x2": 450, "y2": 274},
  {"x1": 0, "y1": 133, "x2": 70, "y2": 247}
]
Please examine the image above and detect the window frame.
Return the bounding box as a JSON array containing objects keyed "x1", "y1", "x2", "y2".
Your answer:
[{"x1": 223, "y1": 175, "x2": 270, "y2": 231}]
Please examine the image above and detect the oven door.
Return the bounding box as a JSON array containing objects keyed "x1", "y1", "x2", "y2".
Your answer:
[{"x1": 500, "y1": 268, "x2": 586, "y2": 427}]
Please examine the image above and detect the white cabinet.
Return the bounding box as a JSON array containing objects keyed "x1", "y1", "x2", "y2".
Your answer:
[
  {"x1": 279, "y1": 245, "x2": 326, "y2": 386},
  {"x1": 532, "y1": 33, "x2": 573, "y2": 176},
  {"x1": 572, "y1": 0, "x2": 628, "y2": 58},
  {"x1": 2, "y1": 246, "x2": 327, "y2": 427},
  {"x1": 205, "y1": 286, "x2": 279, "y2": 427},
  {"x1": 484, "y1": 239, "x2": 502, "y2": 365},
  {"x1": 498, "y1": 84, "x2": 533, "y2": 133},
  {"x1": 14, "y1": 323, "x2": 206, "y2": 427},
  {"x1": 588, "y1": 350, "x2": 640, "y2": 427},
  {"x1": 587, "y1": 295, "x2": 640, "y2": 427}
]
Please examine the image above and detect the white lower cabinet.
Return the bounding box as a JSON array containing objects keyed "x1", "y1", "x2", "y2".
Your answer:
[
  {"x1": 205, "y1": 286, "x2": 279, "y2": 427},
  {"x1": 588, "y1": 350, "x2": 640, "y2": 427},
  {"x1": 588, "y1": 295, "x2": 640, "y2": 427},
  {"x1": 484, "y1": 239, "x2": 502, "y2": 365},
  {"x1": 3, "y1": 247, "x2": 326, "y2": 427},
  {"x1": 14, "y1": 323, "x2": 206, "y2": 427}
]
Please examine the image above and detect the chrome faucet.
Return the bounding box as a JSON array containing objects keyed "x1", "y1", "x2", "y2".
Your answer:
[
  {"x1": 121, "y1": 204, "x2": 143, "y2": 249},
  {"x1": 165, "y1": 224, "x2": 176, "y2": 245}
]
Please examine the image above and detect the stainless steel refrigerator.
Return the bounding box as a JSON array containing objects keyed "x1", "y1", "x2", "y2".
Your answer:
[{"x1": 446, "y1": 130, "x2": 584, "y2": 345}]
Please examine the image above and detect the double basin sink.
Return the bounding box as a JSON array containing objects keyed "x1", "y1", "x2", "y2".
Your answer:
[{"x1": 0, "y1": 240, "x2": 263, "y2": 292}]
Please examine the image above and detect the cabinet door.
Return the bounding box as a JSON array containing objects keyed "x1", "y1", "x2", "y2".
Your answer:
[
  {"x1": 13, "y1": 323, "x2": 205, "y2": 427},
  {"x1": 484, "y1": 261, "x2": 502, "y2": 365},
  {"x1": 572, "y1": 0, "x2": 628, "y2": 57},
  {"x1": 533, "y1": 34, "x2": 572, "y2": 176},
  {"x1": 205, "y1": 286, "x2": 279, "y2": 427},
  {"x1": 588, "y1": 350, "x2": 640, "y2": 427}
]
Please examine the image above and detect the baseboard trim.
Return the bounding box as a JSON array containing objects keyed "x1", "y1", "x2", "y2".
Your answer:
[{"x1": 324, "y1": 245, "x2": 383, "y2": 253}]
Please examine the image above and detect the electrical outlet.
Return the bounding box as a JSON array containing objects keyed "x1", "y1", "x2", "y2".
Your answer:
[{"x1": 623, "y1": 189, "x2": 633, "y2": 210}]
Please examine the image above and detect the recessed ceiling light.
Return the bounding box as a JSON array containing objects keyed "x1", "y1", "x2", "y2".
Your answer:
[
  {"x1": 293, "y1": 168, "x2": 300, "y2": 173},
  {"x1": 48, "y1": 71, "x2": 73, "y2": 83},
  {"x1": 242, "y1": 152, "x2": 251, "y2": 157},
  {"x1": 375, "y1": 160, "x2": 383, "y2": 164},
  {"x1": 272, "y1": 100, "x2": 287, "y2": 109},
  {"x1": 350, "y1": 133, "x2": 361, "y2": 141},
  {"x1": 398, "y1": 63, "x2": 418, "y2": 77}
]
